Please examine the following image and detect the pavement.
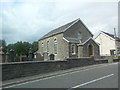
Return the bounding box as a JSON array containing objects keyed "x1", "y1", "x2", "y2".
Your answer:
[{"x1": 2, "y1": 62, "x2": 119, "y2": 89}]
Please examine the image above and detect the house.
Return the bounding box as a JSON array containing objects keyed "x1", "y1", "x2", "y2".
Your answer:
[
  {"x1": 94, "y1": 31, "x2": 120, "y2": 56},
  {"x1": 38, "y1": 18, "x2": 100, "y2": 61}
]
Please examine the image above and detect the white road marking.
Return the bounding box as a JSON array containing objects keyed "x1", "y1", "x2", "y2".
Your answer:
[
  {"x1": 70, "y1": 73, "x2": 114, "y2": 89},
  {"x1": 4, "y1": 63, "x2": 117, "y2": 88}
]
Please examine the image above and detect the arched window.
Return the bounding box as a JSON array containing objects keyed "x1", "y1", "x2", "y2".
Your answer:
[
  {"x1": 77, "y1": 32, "x2": 82, "y2": 43},
  {"x1": 77, "y1": 32, "x2": 81, "y2": 39},
  {"x1": 47, "y1": 41, "x2": 49, "y2": 53},
  {"x1": 42, "y1": 43, "x2": 44, "y2": 54},
  {"x1": 71, "y1": 44, "x2": 75, "y2": 54},
  {"x1": 54, "y1": 39, "x2": 57, "y2": 54}
]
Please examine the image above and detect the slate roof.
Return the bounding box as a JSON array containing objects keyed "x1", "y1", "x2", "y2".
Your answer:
[
  {"x1": 102, "y1": 31, "x2": 115, "y2": 39},
  {"x1": 102, "y1": 31, "x2": 120, "y2": 41},
  {"x1": 39, "y1": 19, "x2": 79, "y2": 40},
  {"x1": 77, "y1": 37, "x2": 99, "y2": 46}
]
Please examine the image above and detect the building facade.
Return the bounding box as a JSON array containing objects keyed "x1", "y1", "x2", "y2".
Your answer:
[
  {"x1": 94, "y1": 31, "x2": 120, "y2": 56},
  {"x1": 38, "y1": 19, "x2": 100, "y2": 61}
]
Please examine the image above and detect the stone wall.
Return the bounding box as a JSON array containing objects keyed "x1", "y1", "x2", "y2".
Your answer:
[
  {"x1": 38, "y1": 33, "x2": 69, "y2": 61},
  {"x1": 2, "y1": 58, "x2": 108, "y2": 81},
  {"x1": 82, "y1": 39, "x2": 100, "y2": 58}
]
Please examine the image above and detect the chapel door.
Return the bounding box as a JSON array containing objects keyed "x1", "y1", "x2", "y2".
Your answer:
[{"x1": 88, "y1": 45, "x2": 93, "y2": 56}]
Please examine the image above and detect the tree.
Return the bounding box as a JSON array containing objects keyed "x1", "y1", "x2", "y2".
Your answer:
[
  {"x1": 31, "y1": 41, "x2": 38, "y2": 53},
  {"x1": 7, "y1": 44, "x2": 14, "y2": 51},
  {"x1": 3, "y1": 40, "x2": 38, "y2": 57},
  {"x1": 0, "y1": 40, "x2": 7, "y2": 53},
  {"x1": 13, "y1": 41, "x2": 24, "y2": 56},
  {"x1": 7, "y1": 41, "x2": 32, "y2": 57},
  {"x1": 22, "y1": 42, "x2": 32, "y2": 57}
]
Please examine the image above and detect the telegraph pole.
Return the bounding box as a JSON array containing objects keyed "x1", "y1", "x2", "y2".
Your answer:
[
  {"x1": 118, "y1": 1, "x2": 120, "y2": 38},
  {"x1": 114, "y1": 28, "x2": 117, "y2": 56},
  {"x1": 118, "y1": 2, "x2": 120, "y2": 56}
]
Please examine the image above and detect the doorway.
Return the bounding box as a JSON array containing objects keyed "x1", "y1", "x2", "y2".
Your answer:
[
  {"x1": 50, "y1": 54, "x2": 55, "y2": 60},
  {"x1": 88, "y1": 44, "x2": 93, "y2": 56}
]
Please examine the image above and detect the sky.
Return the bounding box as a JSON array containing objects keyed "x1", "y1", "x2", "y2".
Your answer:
[{"x1": 0, "y1": 0, "x2": 119, "y2": 44}]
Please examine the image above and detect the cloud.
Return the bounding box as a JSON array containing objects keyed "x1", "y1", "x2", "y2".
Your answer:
[{"x1": 0, "y1": 1, "x2": 118, "y2": 44}]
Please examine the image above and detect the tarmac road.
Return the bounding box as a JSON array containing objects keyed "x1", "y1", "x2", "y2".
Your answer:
[{"x1": 3, "y1": 63, "x2": 118, "y2": 89}]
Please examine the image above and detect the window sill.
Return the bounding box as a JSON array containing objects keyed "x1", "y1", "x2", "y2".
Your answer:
[
  {"x1": 72, "y1": 53, "x2": 76, "y2": 55},
  {"x1": 54, "y1": 53, "x2": 57, "y2": 55}
]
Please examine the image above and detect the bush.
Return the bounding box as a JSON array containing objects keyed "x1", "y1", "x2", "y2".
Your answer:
[{"x1": 118, "y1": 56, "x2": 120, "y2": 59}]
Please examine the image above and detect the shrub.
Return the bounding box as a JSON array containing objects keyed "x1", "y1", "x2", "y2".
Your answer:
[{"x1": 118, "y1": 56, "x2": 120, "y2": 60}]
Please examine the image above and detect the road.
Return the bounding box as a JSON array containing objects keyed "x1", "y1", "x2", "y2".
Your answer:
[{"x1": 3, "y1": 63, "x2": 118, "y2": 89}]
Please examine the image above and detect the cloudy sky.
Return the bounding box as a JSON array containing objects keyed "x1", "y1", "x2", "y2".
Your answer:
[{"x1": 0, "y1": 0, "x2": 119, "y2": 44}]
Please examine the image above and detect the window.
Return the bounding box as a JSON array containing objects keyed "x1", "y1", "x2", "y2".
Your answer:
[
  {"x1": 71, "y1": 44, "x2": 75, "y2": 54},
  {"x1": 42, "y1": 43, "x2": 44, "y2": 54},
  {"x1": 54, "y1": 39, "x2": 57, "y2": 54},
  {"x1": 77, "y1": 32, "x2": 81, "y2": 39},
  {"x1": 47, "y1": 41, "x2": 49, "y2": 53},
  {"x1": 77, "y1": 32, "x2": 82, "y2": 43}
]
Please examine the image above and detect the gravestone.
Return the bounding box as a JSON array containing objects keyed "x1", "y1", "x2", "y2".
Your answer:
[
  {"x1": 8, "y1": 49, "x2": 14, "y2": 62},
  {"x1": 28, "y1": 50, "x2": 34, "y2": 61}
]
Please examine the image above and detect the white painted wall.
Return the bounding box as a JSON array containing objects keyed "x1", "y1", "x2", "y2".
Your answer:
[{"x1": 95, "y1": 32, "x2": 116, "y2": 56}]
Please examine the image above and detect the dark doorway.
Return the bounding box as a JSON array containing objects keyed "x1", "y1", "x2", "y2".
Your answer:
[
  {"x1": 88, "y1": 44, "x2": 93, "y2": 56},
  {"x1": 50, "y1": 54, "x2": 55, "y2": 60},
  {"x1": 110, "y1": 49, "x2": 116, "y2": 56}
]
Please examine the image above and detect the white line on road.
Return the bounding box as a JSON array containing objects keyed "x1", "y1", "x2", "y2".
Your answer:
[{"x1": 70, "y1": 73, "x2": 114, "y2": 89}]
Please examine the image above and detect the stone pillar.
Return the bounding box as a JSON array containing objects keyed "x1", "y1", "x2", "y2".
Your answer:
[
  {"x1": 43, "y1": 52, "x2": 48, "y2": 61},
  {"x1": 34, "y1": 53, "x2": 37, "y2": 59},
  {"x1": 35, "y1": 52, "x2": 44, "y2": 61},
  {"x1": 78, "y1": 46, "x2": 83, "y2": 58},
  {"x1": 2, "y1": 53, "x2": 5, "y2": 63},
  {"x1": 6, "y1": 52, "x2": 9, "y2": 62},
  {"x1": 0, "y1": 47, "x2": 5, "y2": 63},
  {"x1": 108, "y1": 56, "x2": 113, "y2": 63}
]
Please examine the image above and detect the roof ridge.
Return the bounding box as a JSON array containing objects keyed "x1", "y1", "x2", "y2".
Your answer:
[
  {"x1": 51, "y1": 18, "x2": 79, "y2": 32},
  {"x1": 101, "y1": 31, "x2": 113, "y2": 35},
  {"x1": 101, "y1": 31, "x2": 114, "y2": 37},
  {"x1": 39, "y1": 18, "x2": 80, "y2": 40},
  {"x1": 101, "y1": 31, "x2": 120, "y2": 40},
  {"x1": 62, "y1": 18, "x2": 80, "y2": 31}
]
